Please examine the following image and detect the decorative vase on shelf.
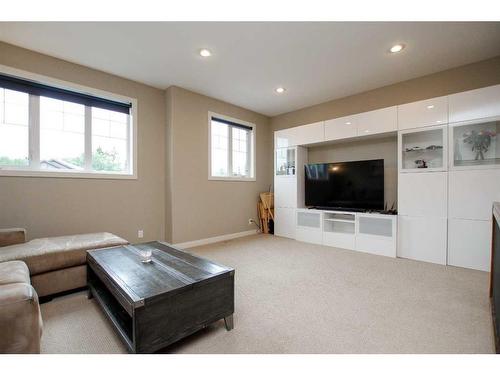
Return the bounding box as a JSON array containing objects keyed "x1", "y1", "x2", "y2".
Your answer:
[{"x1": 463, "y1": 129, "x2": 497, "y2": 161}]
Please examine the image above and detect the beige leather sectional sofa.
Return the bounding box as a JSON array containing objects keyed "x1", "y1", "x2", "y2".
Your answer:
[{"x1": 0, "y1": 228, "x2": 128, "y2": 353}]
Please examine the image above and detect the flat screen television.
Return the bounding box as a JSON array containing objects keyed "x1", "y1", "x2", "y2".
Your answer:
[{"x1": 304, "y1": 159, "x2": 384, "y2": 211}]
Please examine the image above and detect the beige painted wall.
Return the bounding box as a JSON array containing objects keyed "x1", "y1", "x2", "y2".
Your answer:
[
  {"x1": 307, "y1": 136, "x2": 398, "y2": 208},
  {"x1": 1, "y1": 40, "x2": 499, "y2": 245},
  {"x1": 271, "y1": 55, "x2": 500, "y2": 132},
  {"x1": 0, "y1": 42, "x2": 166, "y2": 242},
  {"x1": 166, "y1": 86, "x2": 271, "y2": 244}
]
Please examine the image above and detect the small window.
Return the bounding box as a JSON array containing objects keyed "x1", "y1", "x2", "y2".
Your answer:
[
  {"x1": 0, "y1": 71, "x2": 135, "y2": 178},
  {"x1": 209, "y1": 113, "x2": 255, "y2": 181}
]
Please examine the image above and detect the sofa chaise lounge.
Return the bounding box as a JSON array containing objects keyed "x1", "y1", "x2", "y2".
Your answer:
[
  {"x1": 0, "y1": 228, "x2": 128, "y2": 353},
  {"x1": 0, "y1": 228, "x2": 128, "y2": 297}
]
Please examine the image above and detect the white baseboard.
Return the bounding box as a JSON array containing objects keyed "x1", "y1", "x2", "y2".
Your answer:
[{"x1": 173, "y1": 229, "x2": 258, "y2": 249}]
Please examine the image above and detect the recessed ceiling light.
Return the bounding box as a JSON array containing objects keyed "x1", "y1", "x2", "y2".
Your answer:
[
  {"x1": 436, "y1": 120, "x2": 442, "y2": 123},
  {"x1": 365, "y1": 130, "x2": 370, "y2": 133},
  {"x1": 389, "y1": 44, "x2": 405, "y2": 53},
  {"x1": 275, "y1": 87, "x2": 286, "y2": 94},
  {"x1": 199, "y1": 49, "x2": 212, "y2": 57},
  {"x1": 427, "y1": 105, "x2": 435, "y2": 109},
  {"x1": 345, "y1": 122, "x2": 351, "y2": 125}
]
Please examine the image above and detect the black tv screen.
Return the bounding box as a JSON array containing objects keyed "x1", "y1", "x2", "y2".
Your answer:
[{"x1": 304, "y1": 159, "x2": 384, "y2": 211}]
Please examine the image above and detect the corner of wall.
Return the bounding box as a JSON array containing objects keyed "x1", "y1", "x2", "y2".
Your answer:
[{"x1": 165, "y1": 86, "x2": 174, "y2": 243}]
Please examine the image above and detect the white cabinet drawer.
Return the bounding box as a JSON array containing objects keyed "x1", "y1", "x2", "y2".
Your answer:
[
  {"x1": 397, "y1": 216, "x2": 447, "y2": 265},
  {"x1": 322, "y1": 231, "x2": 356, "y2": 250},
  {"x1": 357, "y1": 106, "x2": 397, "y2": 136},
  {"x1": 356, "y1": 234, "x2": 396, "y2": 258},
  {"x1": 398, "y1": 172, "x2": 447, "y2": 217},
  {"x1": 448, "y1": 169, "x2": 500, "y2": 220},
  {"x1": 398, "y1": 96, "x2": 448, "y2": 130},
  {"x1": 449, "y1": 84, "x2": 500, "y2": 123},
  {"x1": 296, "y1": 228, "x2": 323, "y2": 245},
  {"x1": 448, "y1": 218, "x2": 491, "y2": 271},
  {"x1": 274, "y1": 207, "x2": 296, "y2": 239},
  {"x1": 324, "y1": 115, "x2": 358, "y2": 141}
]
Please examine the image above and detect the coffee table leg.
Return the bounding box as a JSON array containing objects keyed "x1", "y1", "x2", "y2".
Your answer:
[
  {"x1": 224, "y1": 314, "x2": 234, "y2": 331},
  {"x1": 87, "y1": 287, "x2": 93, "y2": 300}
]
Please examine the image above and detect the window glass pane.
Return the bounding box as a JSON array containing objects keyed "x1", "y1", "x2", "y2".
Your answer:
[
  {"x1": 0, "y1": 88, "x2": 29, "y2": 167},
  {"x1": 232, "y1": 127, "x2": 250, "y2": 177},
  {"x1": 91, "y1": 107, "x2": 128, "y2": 172},
  {"x1": 40, "y1": 97, "x2": 85, "y2": 170},
  {"x1": 211, "y1": 120, "x2": 229, "y2": 176}
]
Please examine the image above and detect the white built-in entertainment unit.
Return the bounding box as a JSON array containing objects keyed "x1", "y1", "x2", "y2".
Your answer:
[{"x1": 274, "y1": 84, "x2": 500, "y2": 271}]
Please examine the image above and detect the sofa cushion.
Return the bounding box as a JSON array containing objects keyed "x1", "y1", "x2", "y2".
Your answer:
[
  {"x1": 0, "y1": 232, "x2": 128, "y2": 275},
  {"x1": 0, "y1": 283, "x2": 42, "y2": 353},
  {"x1": 0, "y1": 261, "x2": 30, "y2": 285}
]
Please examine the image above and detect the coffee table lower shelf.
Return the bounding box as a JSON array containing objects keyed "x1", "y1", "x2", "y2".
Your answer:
[{"x1": 88, "y1": 278, "x2": 134, "y2": 351}]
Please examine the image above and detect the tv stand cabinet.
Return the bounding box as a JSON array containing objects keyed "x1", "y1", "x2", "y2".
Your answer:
[{"x1": 295, "y1": 209, "x2": 397, "y2": 258}]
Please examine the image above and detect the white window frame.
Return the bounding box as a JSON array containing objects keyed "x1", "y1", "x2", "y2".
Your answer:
[
  {"x1": 0, "y1": 64, "x2": 138, "y2": 179},
  {"x1": 208, "y1": 111, "x2": 256, "y2": 182}
]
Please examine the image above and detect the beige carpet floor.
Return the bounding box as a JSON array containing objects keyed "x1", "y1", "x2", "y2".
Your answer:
[{"x1": 40, "y1": 234, "x2": 495, "y2": 353}]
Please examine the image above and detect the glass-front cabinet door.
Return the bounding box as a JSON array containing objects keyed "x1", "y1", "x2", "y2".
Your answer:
[
  {"x1": 449, "y1": 117, "x2": 500, "y2": 169},
  {"x1": 275, "y1": 147, "x2": 296, "y2": 176},
  {"x1": 399, "y1": 125, "x2": 447, "y2": 172}
]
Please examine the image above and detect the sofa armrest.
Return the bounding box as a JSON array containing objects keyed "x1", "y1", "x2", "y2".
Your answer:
[
  {"x1": 0, "y1": 228, "x2": 27, "y2": 247},
  {"x1": 0, "y1": 283, "x2": 42, "y2": 354}
]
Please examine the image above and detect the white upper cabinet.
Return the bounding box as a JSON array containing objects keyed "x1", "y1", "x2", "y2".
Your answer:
[
  {"x1": 357, "y1": 106, "x2": 397, "y2": 136},
  {"x1": 275, "y1": 128, "x2": 302, "y2": 148},
  {"x1": 398, "y1": 96, "x2": 448, "y2": 130},
  {"x1": 274, "y1": 122, "x2": 324, "y2": 148},
  {"x1": 293, "y1": 121, "x2": 325, "y2": 145},
  {"x1": 275, "y1": 129, "x2": 292, "y2": 148},
  {"x1": 324, "y1": 115, "x2": 358, "y2": 141},
  {"x1": 449, "y1": 84, "x2": 500, "y2": 123}
]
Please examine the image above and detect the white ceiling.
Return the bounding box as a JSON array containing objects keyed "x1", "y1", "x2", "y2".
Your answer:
[{"x1": 1, "y1": 22, "x2": 500, "y2": 116}]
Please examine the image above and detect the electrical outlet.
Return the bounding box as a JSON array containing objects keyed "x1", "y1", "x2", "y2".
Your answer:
[{"x1": 138, "y1": 230, "x2": 144, "y2": 238}]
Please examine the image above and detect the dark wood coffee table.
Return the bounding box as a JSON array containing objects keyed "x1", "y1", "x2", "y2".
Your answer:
[{"x1": 86, "y1": 241, "x2": 234, "y2": 353}]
